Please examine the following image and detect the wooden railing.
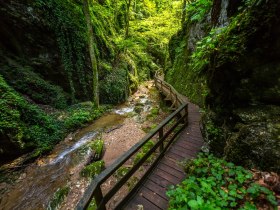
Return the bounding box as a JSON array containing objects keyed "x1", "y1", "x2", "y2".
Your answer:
[
  {"x1": 154, "y1": 72, "x2": 186, "y2": 110},
  {"x1": 76, "y1": 74, "x2": 188, "y2": 210}
]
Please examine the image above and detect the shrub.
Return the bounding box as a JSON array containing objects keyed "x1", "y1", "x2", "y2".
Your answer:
[
  {"x1": 1, "y1": 64, "x2": 68, "y2": 109},
  {"x1": 99, "y1": 68, "x2": 128, "y2": 104},
  {"x1": 167, "y1": 153, "x2": 277, "y2": 210},
  {"x1": 64, "y1": 104, "x2": 106, "y2": 130}
]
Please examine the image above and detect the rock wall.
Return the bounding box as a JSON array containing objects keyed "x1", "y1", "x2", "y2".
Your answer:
[
  {"x1": 0, "y1": 0, "x2": 92, "y2": 105},
  {"x1": 166, "y1": 0, "x2": 280, "y2": 171}
]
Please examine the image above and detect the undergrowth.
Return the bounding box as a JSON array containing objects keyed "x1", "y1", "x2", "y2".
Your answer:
[
  {"x1": 167, "y1": 153, "x2": 277, "y2": 210},
  {"x1": 0, "y1": 74, "x2": 107, "y2": 158}
]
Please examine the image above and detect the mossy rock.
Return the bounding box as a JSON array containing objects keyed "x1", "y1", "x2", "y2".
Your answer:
[
  {"x1": 81, "y1": 160, "x2": 105, "y2": 178},
  {"x1": 48, "y1": 186, "x2": 70, "y2": 210},
  {"x1": 224, "y1": 106, "x2": 280, "y2": 172},
  {"x1": 204, "y1": 105, "x2": 280, "y2": 172},
  {"x1": 134, "y1": 105, "x2": 143, "y2": 114},
  {"x1": 224, "y1": 121, "x2": 280, "y2": 172},
  {"x1": 88, "y1": 140, "x2": 104, "y2": 161}
]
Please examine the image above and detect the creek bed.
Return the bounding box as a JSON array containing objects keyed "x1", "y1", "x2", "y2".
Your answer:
[{"x1": 0, "y1": 81, "x2": 169, "y2": 209}]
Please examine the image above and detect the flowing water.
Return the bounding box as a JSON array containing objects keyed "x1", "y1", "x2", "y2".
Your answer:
[{"x1": 0, "y1": 84, "x2": 156, "y2": 210}]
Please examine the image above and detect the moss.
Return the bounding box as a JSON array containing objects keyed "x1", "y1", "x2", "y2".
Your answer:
[
  {"x1": 0, "y1": 74, "x2": 64, "y2": 157},
  {"x1": 48, "y1": 186, "x2": 70, "y2": 210},
  {"x1": 63, "y1": 104, "x2": 106, "y2": 131},
  {"x1": 88, "y1": 140, "x2": 104, "y2": 160},
  {"x1": 81, "y1": 160, "x2": 105, "y2": 178},
  {"x1": 1, "y1": 63, "x2": 68, "y2": 109},
  {"x1": 133, "y1": 140, "x2": 155, "y2": 165},
  {"x1": 114, "y1": 166, "x2": 130, "y2": 180},
  {"x1": 87, "y1": 199, "x2": 97, "y2": 210},
  {"x1": 99, "y1": 68, "x2": 129, "y2": 104}
]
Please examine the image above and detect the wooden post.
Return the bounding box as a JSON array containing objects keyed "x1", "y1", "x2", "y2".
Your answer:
[
  {"x1": 184, "y1": 104, "x2": 188, "y2": 126},
  {"x1": 159, "y1": 127, "x2": 164, "y2": 152},
  {"x1": 95, "y1": 185, "x2": 106, "y2": 210},
  {"x1": 168, "y1": 86, "x2": 171, "y2": 98}
]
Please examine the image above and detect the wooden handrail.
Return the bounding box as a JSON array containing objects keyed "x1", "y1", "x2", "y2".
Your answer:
[
  {"x1": 76, "y1": 73, "x2": 188, "y2": 210},
  {"x1": 154, "y1": 73, "x2": 186, "y2": 106}
]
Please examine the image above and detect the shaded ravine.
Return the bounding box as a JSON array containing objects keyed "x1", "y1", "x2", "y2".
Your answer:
[{"x1": 0, "y1": 81, "x2": 164, "y2": 210}]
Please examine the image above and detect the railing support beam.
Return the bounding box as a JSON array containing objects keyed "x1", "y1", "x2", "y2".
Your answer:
[{"x1": 159, "y1": 127, "x2": 164, "y2": 152}]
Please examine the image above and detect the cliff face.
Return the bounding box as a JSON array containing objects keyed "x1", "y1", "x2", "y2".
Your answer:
[
  {"x1": 0, "y1": 0, "x2": 94, "y2": 162},
  {"x1": 0, "y1": 0, "x2": 92, "y2": 105},
  {"x1": 166, "y1": 0, "x2": 280, "y2": 171}
]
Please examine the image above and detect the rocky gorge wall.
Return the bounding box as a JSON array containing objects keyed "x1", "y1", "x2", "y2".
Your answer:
[
  {"x1": 0, "y1": 0, "x2": 94, "y2": 161},
  {"x1": 166, "y1": 0, "x2": 280, "y2": 172},
  {"x1": 0, "y1": 0, "x2": 93, "y2": 105}
]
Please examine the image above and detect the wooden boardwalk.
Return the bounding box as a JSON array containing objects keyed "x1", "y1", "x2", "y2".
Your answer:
[
  {"x1": 76, "y1": 74, "x2": 204, "y2": 210},
  {"x1": 124, "y1": 98, "x2": 204, "y2": 209}
]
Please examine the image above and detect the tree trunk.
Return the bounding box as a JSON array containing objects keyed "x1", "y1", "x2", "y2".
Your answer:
[
  {"x1": 125, "y1": 0, "x2": 132, "y2": 38},
  {"x1": 181, "y1": 0, "x2": 187, "y2": 27},
  {"x1": 83, "y1": 0, "x2": 99, "y2": 107}
]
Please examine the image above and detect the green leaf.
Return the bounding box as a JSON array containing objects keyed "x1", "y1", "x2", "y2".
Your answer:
[{"x1": 188, "y1": 200, "x2": 198, "y2": 209}]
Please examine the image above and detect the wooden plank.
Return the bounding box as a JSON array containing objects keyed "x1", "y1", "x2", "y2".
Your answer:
[
  {"x1": 172, "y1": 144, "x2": 198, "y2": 154},
  {"x1": 124, "y1": 193, "x2": 161, "y2": 210},
  {"x1": 166, "y1": 151, "x2": 193, "y2": 161},
  {"x1": 148, "y1": 173, "x2": 174, "y2": 189},
  {"x1": 143, "y1": 179, "x2": 169, "y2": 200},
  {"x1": 160, "y1": 157, "x2": 184, "y2": 172},
  {"x1": 167, "y1": 150, "x2": 190, "y2": 159},
  {"x1": 175, "y1": 138, "x2": 203, "y2": 147},
  {"x1": 157, "y1": 162, "x2": 185, "y2": 179},
  {"x1": 139, "y1": 186, "x2": 168, "y2": 209},
  {"x1": 169, "y1": 147, "x2": 193, "y2": 158},
  {"x1": 153, "y1": 168, "x2": 181, "y2": 185},
  {"x1": 171, "y1": 144, "x2": 199, "y2": 156}
]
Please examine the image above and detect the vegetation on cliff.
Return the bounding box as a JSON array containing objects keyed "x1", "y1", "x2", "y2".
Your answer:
[
  {"x1": 0, "y1": 0, "x2": 180, "y2": 161},
  {"x1": 1, "y1": 0, "x2": 279, "y2": 208},
  {"x1": 166, "y1": 0, "x2": 280, "y2": 172}
]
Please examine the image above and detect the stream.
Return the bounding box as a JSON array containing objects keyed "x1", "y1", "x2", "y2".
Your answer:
[{"x1": 0, "y1": 81, "x2": 163, "y2": 210}]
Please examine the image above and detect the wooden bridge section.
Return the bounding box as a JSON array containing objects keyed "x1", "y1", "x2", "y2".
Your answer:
[{"x1": 77, "y1": 73, "x2": 204, "y2": 210}]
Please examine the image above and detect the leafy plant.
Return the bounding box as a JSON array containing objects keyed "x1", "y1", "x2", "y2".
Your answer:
[
  {"x1": 186, "y1": 0, "x2": 212, "y2": 23},
  {"x1": 167, "y1": 153, "x2": 277, "y2": 209}
]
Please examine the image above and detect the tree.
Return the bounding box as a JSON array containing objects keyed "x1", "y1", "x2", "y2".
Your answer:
[
  {"x1": 83, "y1": 0, "x2": 99, "y2": 107},
  {"x1": 125, "y1": 0, "x2": 132, "y2": 38},
  {"x1": 182, "y1": 0, "x2": 187, "y2": 27}
]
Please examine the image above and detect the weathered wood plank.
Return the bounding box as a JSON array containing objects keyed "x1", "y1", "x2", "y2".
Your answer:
[
  {"x1": 143, "y1": 179, "x2": 169, "y2": 200},
  {"x1": 138, "y1": 186, "x2": 168, "y2": 209},
  {"x1": 124, "y1": 193, "x2": 161, "y2": 210},
  {"x1": 157, "y1": 162, "x2": 185, "y2": 179},
  {"x1": 148, "y1": 173, "x2": 174, "y2": 189}
]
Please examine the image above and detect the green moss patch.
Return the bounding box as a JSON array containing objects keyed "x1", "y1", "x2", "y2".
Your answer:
[{"x1": 81, "y1": 160, "x2": 105, "y2": 178}]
